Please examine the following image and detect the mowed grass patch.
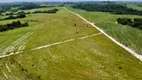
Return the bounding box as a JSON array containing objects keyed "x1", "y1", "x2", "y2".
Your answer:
[
  {"x1": 0, "y1": 20, "x2": 36, "y2": 55},
  {"x1": 0, "y1": 8, "x2": 59, "y2": 55},
  {"x1": 0, "y1": 7, "x2": 142, "y2": 80},
  {"x1": 65, "y1": 5, "x2": 142, "y2": 55},
  {"x1": 0, "y1": 34, "x2": 142, "y2": 80},
  {"x1": 24, "y1": 8, "x2": 99, "y2": 49}
]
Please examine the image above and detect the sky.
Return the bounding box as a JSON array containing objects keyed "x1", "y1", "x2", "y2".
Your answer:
[{"x1": 0, "y1": 0, "x2": 141, "y2": 3}]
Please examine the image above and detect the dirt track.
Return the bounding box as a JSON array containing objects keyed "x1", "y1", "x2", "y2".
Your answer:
[{"x1": 63, "y1": 7, "x2": 142, "y2": 61}]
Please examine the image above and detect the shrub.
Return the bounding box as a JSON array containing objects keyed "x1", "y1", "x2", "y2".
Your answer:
[
  {"x1": 117, "y1": 18, "x2": 132, "y2": 25},
  {"x1": 0, "y1": 20, "x2": 29, "y2": 32},
  {"x1": 33, "y1": 9, "x2": 59, "y2": 14},
  {"x1": 17, "y1": 13, "x2": 26, "y2": 18},
  {"x1": 117, "y1": 18, "x2": 142, "y2": 30}
]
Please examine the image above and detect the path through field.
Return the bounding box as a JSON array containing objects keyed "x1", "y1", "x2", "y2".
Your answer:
[
  {"x1": 0, "y1": 20, "x2": 48, "y2": 58},
  {"x1": 63, "y1": 7, "x2": 142, "y2": 61},
  {"x1": 0, "y1": 7, "x2": 142, "y2": 80},
  {"x1": 0, "y1": 7, "x2": 142, "y2": 62},
  {"x1": 0, "y1": 33, "x2": 102, "y2": 58}
]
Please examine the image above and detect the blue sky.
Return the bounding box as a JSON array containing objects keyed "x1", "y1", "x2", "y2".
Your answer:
[{"x1": 0, "y1": 0, "x2": 141, "y2": 2}]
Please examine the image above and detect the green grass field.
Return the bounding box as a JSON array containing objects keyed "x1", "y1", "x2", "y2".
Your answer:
[
  {"x1": 127, "y1": 4, "x2": 142, "y2": 10},
  {"x1": 0, "y1": 7, "x2": 142, "y2": 80},
  {"x1": 65, "y1": 4, "x2": 142, "y2": 55}
]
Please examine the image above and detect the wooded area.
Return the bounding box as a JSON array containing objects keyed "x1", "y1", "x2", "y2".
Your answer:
[
  {"x1": 0, "y1": 3, "x2": 47, "y2": 13},
  {"x1": 72, "y1": 3, "x2": 142, "y2": 16},
  {"x1": 117, "y1": 18, "x2": 142, "y2": 30}
]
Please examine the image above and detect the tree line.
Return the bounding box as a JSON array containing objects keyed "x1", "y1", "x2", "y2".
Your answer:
[
  {"x1": 5, "y1": 11, "x2": 30, "y2": 16},
  {"x1": 33, "y1": 9, "x2": 59, "y2": 13},
  {"x1": 0, "y1": 4, "x2": 11, "y2": 13},
  {"x1": 0, "y1": 12, "x2": 26, "y2": 21},
  {"x1": 18, "y1": 3, "x2": 47, "y2": 10},
  {"x1": 0, "y1": 8, "x2": 58, "y2": 21},
  {"x1": 117, "y1": 18, "x2": 142, "y2": 30},
  {"x1": 0, "y1": 3, "x2": 47, "y2": 13},
  {"x1": 72, "y1": 3, "x2": 142, "y2": 16},
  {"x1": 138, "y1": 4, "x2": 142, "y2": 7},
  {"x1": 0, "y1": 20, "x2": 29, "y2": 32}
]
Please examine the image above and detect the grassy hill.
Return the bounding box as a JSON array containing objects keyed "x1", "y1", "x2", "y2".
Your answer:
[
  {"x1": 65, "y1": 4, "x2": 142, "y2": 55},
  {"x1": 0, "y1": 7, "x2": 142, "y2": 80}
]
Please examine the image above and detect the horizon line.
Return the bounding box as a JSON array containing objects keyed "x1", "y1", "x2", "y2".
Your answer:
[{"x1": 0, "y1": 1, "x2": 142, "y2": 3}]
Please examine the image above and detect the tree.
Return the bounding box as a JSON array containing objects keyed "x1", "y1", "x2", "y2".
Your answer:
[
  {"x1": 138, "y1": 25, "x2": 142, "y2": 30},
  {"x1": 17, "y1": 13, "x2": 26, "y2": 18},
  {"x1": 5, "y1": 15, "x2": 17, "y2": 20},
  {"x1": 0, "y1": 20, "x2": 29, "y2": 32},
  {"x1": 5, "y1": 12, "x2": 14, "y2": 15},
  {"x1": 22, "y1": 22, "x2": 29, "y2": 26},
  {"x1": 117, "y1": 18, "x2": 132, "y2": 25},
  {"x1": 117, "y1": 18, "x2": 142, "y2": 30}
]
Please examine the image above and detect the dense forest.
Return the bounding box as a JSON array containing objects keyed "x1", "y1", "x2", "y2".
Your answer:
[
  {"x1": 72, "y1": 3, "x2": 142, "y2": 16},
  {"x1": 0, "y1": 20, "x2": 29, "y2": 32},
  {"x1": 0, "y1": 4, "x2": 12, "y2": 13},
  {"x1": 117, "y1": 18, "x2": 142, "y2": 30},
  {"x1": 33, "y1": 9, "x2": 59, "y2": 13},
  {"x1": 0, "y1": 3, "x2": 47, "y2": 13},
  {"x1": 18, "y1": 3, "x2": 47, "y2": 10}
]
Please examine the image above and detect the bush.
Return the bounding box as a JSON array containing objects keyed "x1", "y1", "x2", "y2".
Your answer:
[
  {"x1": 17, "y1": 13, "x2": 26, "y2": 18},
  {"x1": 4, "y1": 12, "x2": 26, "y2": 20},
  {"x1": 26, "y1": 12, "x2": 31, "y2": 14},
  {"x1": 5, "y1": 15, "x2": 17, "y2": 20},
  {"x1": 33, "y1": 9, "x2": 59, "y2": 14},
  {"x1": 0, "y1": 20, "x2": 29, "y2": 32},
  {"x1": 117, "y1": 18, "x2": 132, "y2": 25},
  {"x1": 5, "y1": 12, "x2": 14, "y2": 16},
  {"x1": 138, "y1": 25, "x2": 142, "y2": 30},
  {"x1": 117, "y1": 18, "x2": 142, "y2": 30}
]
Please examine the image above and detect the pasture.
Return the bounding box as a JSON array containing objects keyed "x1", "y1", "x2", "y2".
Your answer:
[
  {"x1": 0, "y1": 7, "x2": 142, "y2": 80},
  {"x1": 65, "y1": 4, "x2": 142, "y2": 55}
]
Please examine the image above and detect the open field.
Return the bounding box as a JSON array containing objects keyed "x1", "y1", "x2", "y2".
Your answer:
[
  {"x1": 127, "y1": 4, "x2": 142, "y2": 10},
  {"x1": 0, "y1": 12, "x2": 46, "y2": 56},
  {"x1": 0, "y1": 7, "x2": 142, "y2": 80},
  {"x1": 65, "y1": 5, "x2": 142, "y2": 55}
]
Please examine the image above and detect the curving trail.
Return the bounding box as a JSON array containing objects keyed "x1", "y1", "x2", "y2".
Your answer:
[{"x1": 63, "y1": 7, "x2": 142, "y2": 61}]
